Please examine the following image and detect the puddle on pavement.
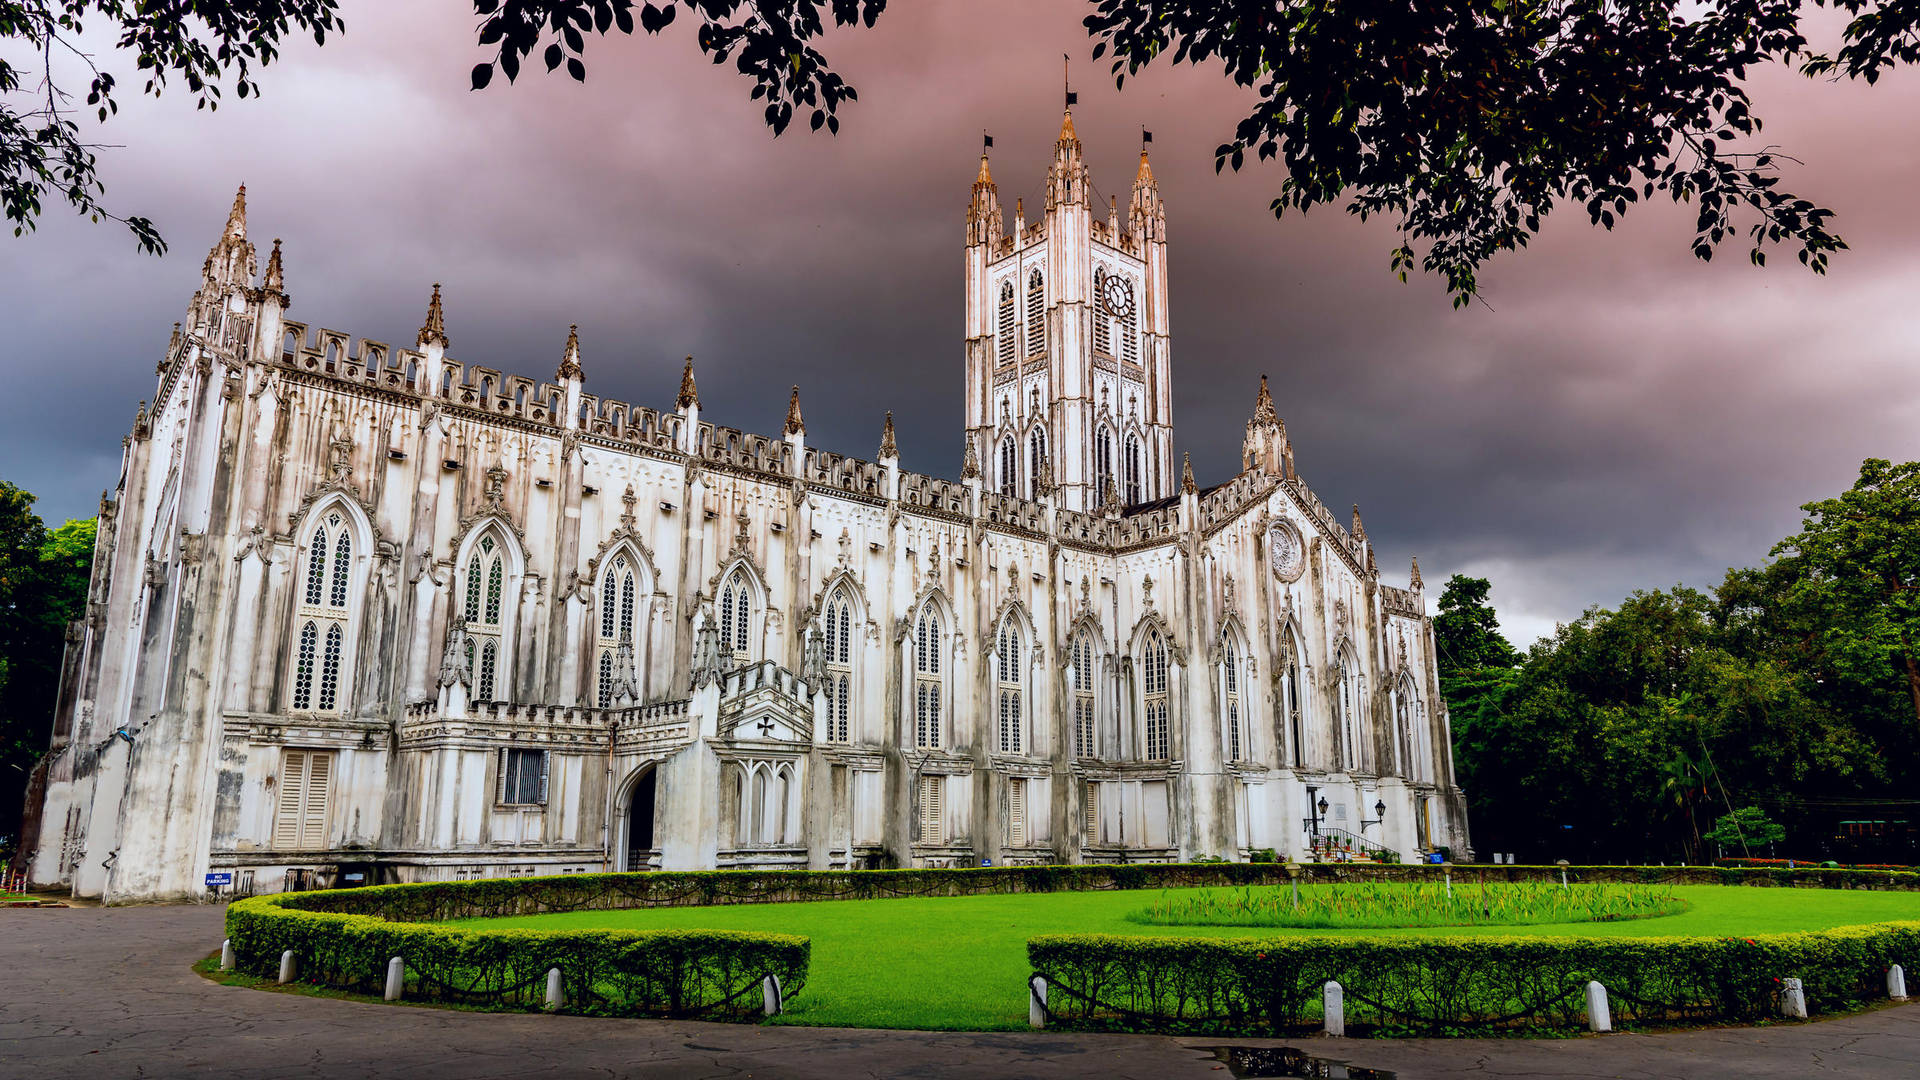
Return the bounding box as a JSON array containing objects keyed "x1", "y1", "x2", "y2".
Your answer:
[{"x1": 1199, "y1": 1045, "x2": 1397, "y2": 1079}]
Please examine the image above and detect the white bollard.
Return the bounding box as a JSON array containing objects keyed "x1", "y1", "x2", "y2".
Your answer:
[
  {"x1": 1781, "y1": 977, "x2": 1807, "y2": 1019},
  {"x1": 277, "y1": 950, "x2": 297, "y2": 984},
  {"x1": 762, "y1": 973, "x2": 783, "y2": 1017},
  {"x1": 1444, "y1": 869, "x2": 1452, "y2": 900},
  {"x1": 219, "y1": 939, "x2": 234, "y2": 972},
  {"x1": 1585, "y1": 981, "x2": 1612, "y2": 1033},
  {"x1": 384, "y1": 956, "x2": 405, "y2": 1002},
  {"x1": 1888, "y1": 964, "x2": 1907, "y2": 1002},
  {"x1": 1028, "y1": 975, "x2": 1048, "y2": 1028},
  {"x1": 544, "y1": 967, "x2": 564, "y2": 1012},
  {"x1": 1323, "y1": 980, "x2": 1345, "y2": 1037}
]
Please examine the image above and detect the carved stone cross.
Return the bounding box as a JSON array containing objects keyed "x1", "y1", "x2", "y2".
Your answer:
[{"x1": 755, "y1": 718, "x2": 776, "y2": 738}]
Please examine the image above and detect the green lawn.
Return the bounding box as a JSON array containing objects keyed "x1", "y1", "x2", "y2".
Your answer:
[{"x1": 451, "y1": 884, "x2": 1920, "y2": 1030}]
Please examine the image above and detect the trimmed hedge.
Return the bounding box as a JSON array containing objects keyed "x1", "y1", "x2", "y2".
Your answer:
[
  {"x1": 1028, "y1": 922, "x2": 1920, "y2": 1035},
  {"x1": 225, "y1": 890, "x2": 808, "y2": 1019}
]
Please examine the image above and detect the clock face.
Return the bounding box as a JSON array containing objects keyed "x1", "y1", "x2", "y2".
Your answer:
[
  {"x1": 1102, "y1": 275, "x2": 1133, "y2": 318},
  {"x1": 1268, "y1": 521, "x2": 1305, "y2": 583}
]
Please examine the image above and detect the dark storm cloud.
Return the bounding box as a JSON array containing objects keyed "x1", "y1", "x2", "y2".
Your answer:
[{"x1": 4, "y1": 2, "x2": 1915, "y2": 646}]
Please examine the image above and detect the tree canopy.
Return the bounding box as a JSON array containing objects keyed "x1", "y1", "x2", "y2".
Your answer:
[{"x1": 10, "y1": 1, "x2": 1920, "y2": 300}]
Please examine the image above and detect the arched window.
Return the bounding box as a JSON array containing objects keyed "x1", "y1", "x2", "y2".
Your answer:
[
  {"x1": 1283, "y1": 634, "x2": 1306, "y2": 767},
  {"x1": 997, "y1": 281, "x2": 1017, "y2": 366},
  {"x1": 1398, "y1": 673, "x2": 1425, "y2": 781},
  {"x1": 464, "y1": 533, "x2": 507, "y2": 701},
  {"x1": 1070, "y1": 630, "x2": 1096, "y2": 758},
  {"x1": 1095, "y1": 426, "x2": 1115, "y2": 504},
  {"x1": 1122, "y1": 301, "x2": 1138, "y2": 363},
  {"x1": 913, "y1": 604, "x2": 943, "y2": 748},
  {"x1": 1026, "y1": 268, "x2": 1045, "y2": 356},
  {"x1": 822, "y1": 590, "x2": 854, "y2": 743},
  {"x1": 719, "y1": 569, "x2": 753, "y2": 666},
  {"x1": 1124, "y1": 433, "x2": 1143, "y2": 505},
  {"x1": 995, "y1": 618, "x2": 1023, "y2": 754},
  {"x1": 1092, "y1": 270, "x2": 1112, "y2": 355},
  {"x1": 595, "y1": 553, "x2": 641, "y2": 707},
  {"x1": 1142, "y1": 628, "x2": 1170, "y2": 761},
  {"x1": 291, "y1": 509, "x2": 355, "y2": 714},
  {"x1": 999, "y1": 435, "x2": 1018, "y2": 497},
  {"x1": 1222, "y1": 634, "x2": 1243, "y2": 762},
  {"x1": 1028, "y1": 426, "x2": 1047, "y2": 492},
  {"x1": 1334, "y1": 646, "x2": 1361, "y2": 772}
]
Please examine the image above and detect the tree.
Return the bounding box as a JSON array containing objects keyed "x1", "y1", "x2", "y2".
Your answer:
[
  {"x1": 0, "y1": 483, "x2": 92, "y2": 853},
  {"x1": 1704, "y1": 805, "x2": 1788, "y2": 854},
  {"x1": 15, "y1": 2, "x2": 1920, "y2": 301},
  {"x1": 1433, "y1": 574, "x2": 1518, "y2": 676},
  {"x1": 1772, "y1": 458, "x2": 1920, "y2": 730}
]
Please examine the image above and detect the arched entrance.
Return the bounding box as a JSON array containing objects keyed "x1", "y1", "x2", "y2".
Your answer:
[{"x1": 622, "y1": 767, "x2": 658, "y2": 871}]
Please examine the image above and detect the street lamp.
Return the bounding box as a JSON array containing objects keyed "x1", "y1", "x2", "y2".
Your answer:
[{"x1": 1358, "y1": 799, "x2": 1387, "y2": 833}]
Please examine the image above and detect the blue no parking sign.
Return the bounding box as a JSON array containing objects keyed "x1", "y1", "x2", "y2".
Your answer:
[{"x1": 205, "y1": 872, "x2": 232, "y2": 887}]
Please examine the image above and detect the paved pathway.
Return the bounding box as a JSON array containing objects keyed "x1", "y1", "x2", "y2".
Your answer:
[{"x1": 2, "y1": 904, "x2": 1915, "y2": 1078}]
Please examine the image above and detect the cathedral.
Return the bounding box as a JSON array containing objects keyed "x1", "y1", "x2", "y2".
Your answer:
[{"x1": 22, "y1": 109, "x2": 1470, "y2": 903}]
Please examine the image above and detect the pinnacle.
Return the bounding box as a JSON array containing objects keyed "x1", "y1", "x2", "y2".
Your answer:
[
  {"x1": 785, "y1": 385, "x2": 805, "y2": 436},
  {"x1": 262, "y1": 238, "x2": 286, "y2": 295},
  {"x1": 879, "y1": 411, "x2": 898, "y2": 459},
  {"x1": 1352, "y1": 504, "x2": 1367, "y2": 542},
  {"x1": 417, "y1": 283, "x2": 448, "y2": 349},
  {"x1": 1182, "y1": 453, "x2": 1197, "y2": 495},
  {"x1": 1253, "y1": 374, "x2": 1277, "y2": 425},
  {"x1": 1058, "y1": 108, "x2": 1078, "y2": 148},
  {"x1": 1136, "y1": 146, "x2": 1155, "y2": 186},
  {"x1": 976, "y1": 152, "x2": 993, "y2": 187},
  {"x1": 1411, "y1": 555, "x2": 1424, "y2": 590},
  {"x1": 677, "y1": 356, "x2": 699, "y2": 410},
  {"x1": 556, "y1": 324, "x2": 584, "y2": 381},
  {"x1": 224, "y1": 184, "x2": 247, "y2": 240}
]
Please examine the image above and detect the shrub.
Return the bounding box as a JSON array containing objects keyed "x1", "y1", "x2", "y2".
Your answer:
[
  {"x1": 1028, "y1": 922, "x2": 1920, "y2": 1035},
  {"x1": 226, "y1": 891, "x2": 807, "y2": 1019}
]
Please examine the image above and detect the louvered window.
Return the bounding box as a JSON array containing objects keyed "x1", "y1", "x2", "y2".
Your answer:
[
  {"x1": 823, "y1": 592, "x2": 853, "y2": 743},
  {"x1": 1122, "y1": 303, "x2": 1138, "y2": 363},
  {"x1": 1008, "y1": 778, "x2": 1027, "y2": 847},
  {"x1": 720, "y1": 570, "x2": 753, "y2": 666},
  {"x1": 1143, "y1": 629, "x2": 1170, "y2": 761},
  {"x1": 272, "y1": 749, "x2": 334, "y2": 850},
  {"x1": 996, "y1": 619, "x2": 1024, "y2": 754},
  {"x1": 1083, "y1": 781, "x2": 1100, "y2": 840},
  {"x1": 595, "y1": 554, "x2": 641, "y2": 707},
  {"x1": 1025, "y1": 269, "x2": 1044, "y2": 356},
  {"x1": 464, "y1": 533, "x2": 509, "y2": 702},
  {"x1": 918, "y1": 774, "x2": 945, "y2": 844},
  {"x1": 291, "y1": 511, "x2": 354, "y2": 714},
  {"x1": 1071, "y1": 631, "x2": 1095, "y2": 758},
  {"x1": 997, "y1": 281, "x2": 1016, "y2": 365},
  {"x1": 913, "y1": 606, "x2": 942, "y2": 748},
  {"x1": 1124, "y1": 433, "x2": 1143, "y2": 506},
  {"x1": 1092, "y1": 270, "x2": 1111, "y2": 355},
  {"x1": 497, "y1": 747, "x2": 549, "y2": 806}
]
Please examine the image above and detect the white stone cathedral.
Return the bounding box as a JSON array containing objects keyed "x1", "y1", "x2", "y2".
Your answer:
[{"x1": 23, "y1": 110, "x2": 1470, "y2": 903}]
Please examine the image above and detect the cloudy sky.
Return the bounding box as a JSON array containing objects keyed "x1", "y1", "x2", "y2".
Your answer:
[{"x1": 5, "y1": 2, "x2": 1916, "y2": 647}]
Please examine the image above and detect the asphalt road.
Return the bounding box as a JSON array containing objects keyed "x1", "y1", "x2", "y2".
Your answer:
[{"x1": 2, "y1": 903, "x2": 1915, "y2": 1078}]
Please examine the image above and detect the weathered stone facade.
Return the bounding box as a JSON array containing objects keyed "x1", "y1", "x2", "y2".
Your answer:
[{"x1": 24, "y1": 113, "x2": 1469, "y2": 902}]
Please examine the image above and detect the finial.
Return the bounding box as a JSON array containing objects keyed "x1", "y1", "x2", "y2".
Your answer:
[
  {"x1": 261, "y1": 238, "x2": 286, "y2": 296},
  {"x1": 1253, "y1": 374, "x2": 1277, "y2": 425},
  {"x1": 879, "y1": 411, "x2": 897, "y2": 459},
  {"x1": 976, "y1": 152, "x2": 993, "y2": 186},
  {"x1": 1182, "y1": 453, "x2": 1196, "y2": 495},
  {"x1": 1410, "y1": 555, "x2": 1423, "y2": 591},
  {"x1": 1351, "y1": 504, "x2": 1367, "y2": 542},
  {"x1": 556, "y1": 324, "x2": 584, "y2": 381},
  {"x1": 961, "y1": 436, "x2": 980, "y2": 479},
  {"x1": 784, "y1": 385, "x2": 805, "y2": 436},
  {"x1": 224, "y1": 184, "x2": 248, "y2": 240},
  {"x1": 677, "y1": 356, "x2": 699, "y2": 410},
  {"x1": 417, "y1": 283, "x2": 448, "y2": 349}
]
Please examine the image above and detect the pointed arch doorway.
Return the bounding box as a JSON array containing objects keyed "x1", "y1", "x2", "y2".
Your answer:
[{"x1": 620, "y1": 766, "x2": 659, "y2": 871}]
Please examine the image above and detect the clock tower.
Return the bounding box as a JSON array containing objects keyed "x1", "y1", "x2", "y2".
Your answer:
[{"x1": 963, "y1": 109, "x2": 1172, "y2": 513}]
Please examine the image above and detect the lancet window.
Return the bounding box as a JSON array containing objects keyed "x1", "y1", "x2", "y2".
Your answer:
[
  {"x1": 995, "y1": 618, "x2": 1024, "y2": 754},
  {"x1": 1142, "y1": 628, "x2": 1170, "y2": 761},
  {"x1": 1028, "y1": 427, "x2": 1047, "y2": 492},
  {"x1": 291, "y1": 509, "x2": 355, "y2": 714},
  {"x1": 719, "y1": 570, "x2": 753, "y2": 666},
  {"x1": 1095, "y1": 426, "x2": 1114, "y2": 504},
  {"x1": 1283, "y1": 633, "x2": 1306, "y2": 767},
  {"x1": 1334, "y1": 645, "x2": 1362, "y2": 772},
  {"x1": 463, "y1": 533, "x2": 508, "y2": 702},
  {"x1": 912, "y1": 604, "x2": 943, "y2": 748},
  {"x1": 996, "y1": 281, "x2": 1017, "y2": 365},
  {"x1": 1000, "y1": 435, "x2": 1018, "y2": 497},
  {"x1": 595, "y1": 553, "x2": 641, "y2": 708},
  {"x1": 1223, "y1": 634, "x2": 1244, "y2": 762},
  {"x1": 1122, "y1": 303, "x2": 1139, "y2": 364},
  {"x1": 1092, "y1": 270, "x2": 1112, "y2": 355},
  {"x1": 1026, "y1": 269, "x2": 1045, "y2": 355},
  {"x1": 1124, "y1": 433, "x2": 1143, "y2": 505},
  {"x1": 1070, "y1": 630, "x2": 1096, "y2": 758},
  {"x1": 822, "y1": 590, "x2": 854, "y2": 743}
]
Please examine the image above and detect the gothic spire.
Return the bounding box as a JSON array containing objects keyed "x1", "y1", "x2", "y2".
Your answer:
[
  {"x1": 785, "y1": 385, "x2": 805, "y2": 435},
  {"x1": 556, "y1": 324, "x2": 583, "y2": 381},
  {"x1": 968, "y1": 148, "x2": 1003, "y2": 244},
  {"x1": 1182, "y1": 453, "x2": 1196, "y2": 494},
  {"x1": 1253, "y1": 374, "x2": 1277, "y2": 425},
  {"x1": 879, "y1": 411, "x2": 897, "y2": 458},
  {"x1": 417, "y1": 283, "x2": 448, "y2": 349},
  {"x1": 1410, "y1": 555, "x2": 1424, "y2": 591},
  {"x1": 223, "y1": 184, "x2": 248, "y2": 242},
  {"x1": 677, "y1": 356, "x2": 699, "y2": 409}
]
